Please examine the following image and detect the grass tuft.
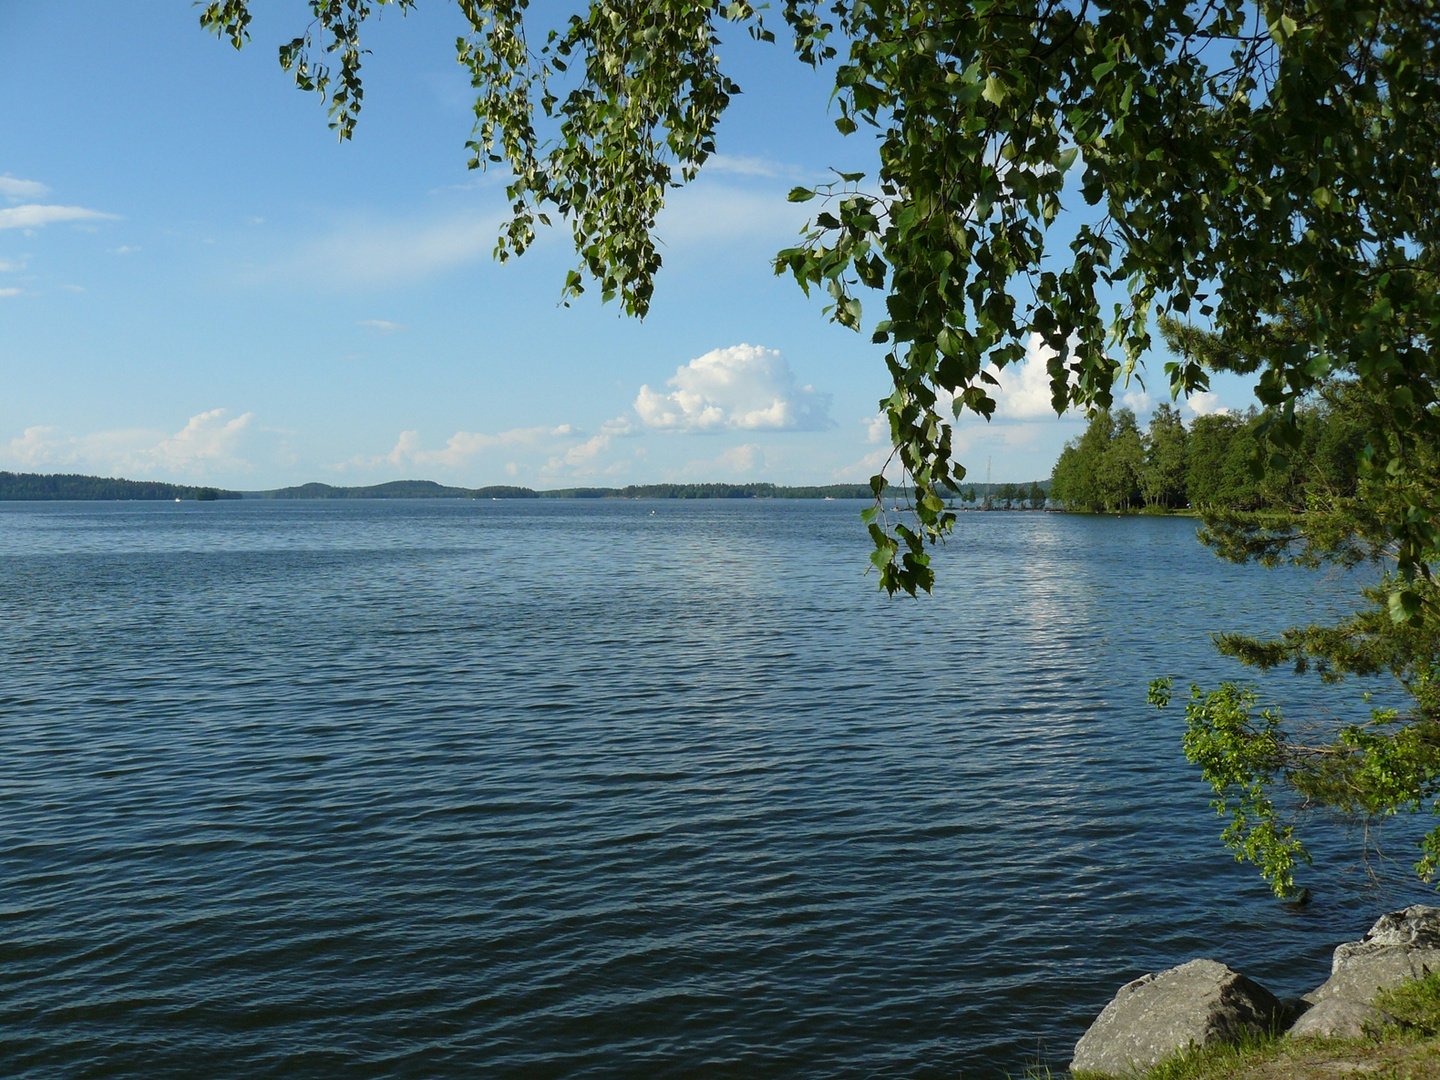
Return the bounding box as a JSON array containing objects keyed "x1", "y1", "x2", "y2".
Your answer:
[{"x1": 1374, "y1": 969, "x2": 1440, "y2": 1033}]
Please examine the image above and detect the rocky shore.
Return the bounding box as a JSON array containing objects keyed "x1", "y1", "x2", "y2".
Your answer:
[{"x1": 1071, "y1": 905, "x2": 1440, "y2": 1077}]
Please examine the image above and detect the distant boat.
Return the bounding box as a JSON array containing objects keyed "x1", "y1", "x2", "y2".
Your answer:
[
  {"x1": 175, "y1": 498, "x2": 181, "y2": 503},
  {"x1": 823, "y1": 496, "x2": 835, "y2": 501}
]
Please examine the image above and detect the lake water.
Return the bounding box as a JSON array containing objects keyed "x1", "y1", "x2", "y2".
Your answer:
[{"x1": 1, "y1": 499, "x2": 1432, "y2": 1079}]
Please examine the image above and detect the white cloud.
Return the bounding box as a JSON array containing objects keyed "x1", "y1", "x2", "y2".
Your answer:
[
  {"x1": 1121, "y1": 388, "x2": 1154, "y2": 414},
  {"x1": 833, "y1": 445, "x2": 893, "y2": 482},
  {"x1": 280, "y1": 211, "x2": 505, "y2": 288},
  {"x1": 0, "y1": 204, "x2": 117, "y2": 230},
  {"x1": 0, "y1": 257, "x2": 26, "y2": 272},
  {"x1": 535, "y1": 415, "x2": 642, "y2": 475},
  {"x1": 558, "y1": 432, "x2": 612, "y2": 468},
  {"x1": 147, "y1": 409, "x2": 254, "y2": 472},
  {"x1": 3, "y1": 409, "x2": 256, "y2": 478},
  {"x1": 110, "y1": 245, "x2": 141, "y2": 255},
  {"x1": 1185, "y1": 391, "x2": 1227, "y2": 417},
  {"x1": 985, "y1": 333, "x2": 1073, "y2": 420},
  {"x1": 864, "y1": 413, "x2": 890, "y2": 444},
  {"x1": 952, "y1": 419, "x2": 1073, "y2": 454},
  {"x1": 417, "y1": 426, "x2": 561, "y2": 467},
  {"x1": 635, "y1": 344, "x2": 832, "y2": 433},
  {"x1": 704, "y1": 154, "x2": 807, "y2": 180},
  {"x1": 0, "y1": 176, "x2": 50, "y2": 202},
  {"x1": 0, "y1": 287, "x2": 21, "y2": 298},
  {"x1": 357, "y1": 319, "x2": 407, "y2": 334},
  {"x1": 655, "y1": 183, "x2": 810, "y2": 246},
  {"x1": 6, "y1": 426, "x2": 64, "y2": 466},
  {"x1": 362, "y1": 424, "x2": 574, "y2": 471},
  {"x1": 716, "y1": 442, "x2": 761, "y2": 474},
  {"x1": 347, "y1": 419, "x2": 648, "y2": 482}
]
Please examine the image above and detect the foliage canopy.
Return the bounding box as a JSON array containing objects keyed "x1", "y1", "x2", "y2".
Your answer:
[{"x1": 1142, "y1": 361, "x2": 1440, "y2": 896}]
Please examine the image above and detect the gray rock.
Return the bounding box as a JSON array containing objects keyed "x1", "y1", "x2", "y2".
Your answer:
[
  {"x1": 1359, "y1": 904, "x2": 1440, "y2": 948},
  {"x1": 1071, "y1": 958, "x2": 1284, "y2": 1077},
  {"x1": 1287, "y1": 997, "x2": 1399, "y2": 1040},
  {"x1": 1307, "y1": 905, "x2": 1440, "y2": 1005}
]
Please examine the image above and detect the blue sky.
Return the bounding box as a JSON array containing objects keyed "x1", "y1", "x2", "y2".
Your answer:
[{"x1": 0, "y1": 2, "x2": 1253, "y2": 490}]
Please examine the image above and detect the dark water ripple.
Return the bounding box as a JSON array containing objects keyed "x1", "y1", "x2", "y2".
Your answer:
[{"x1": 0, "y1": 500, "x2": 1432, "y2": 1079}]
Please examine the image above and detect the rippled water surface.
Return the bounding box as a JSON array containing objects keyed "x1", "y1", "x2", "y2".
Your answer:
[{"x1": 1, "y1": 499, "x2": 1431, "y2": 1079}]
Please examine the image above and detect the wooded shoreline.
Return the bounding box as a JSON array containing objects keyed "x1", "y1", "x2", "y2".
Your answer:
[{"x1": 0, "y1": 473, "x2": 1049, "y2": 503}]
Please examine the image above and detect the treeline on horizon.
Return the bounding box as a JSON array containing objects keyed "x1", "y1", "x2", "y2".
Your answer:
[
  {"x1": 1050, "y1": 385, "x2": 1368, "y2": 513},
  {"x1": 263, "y1": 480, "x2": 884, "y2": 500},
  {"x1": 0, "y1": 475, "x2": 889, "y2": 502},
  {"x1": 2, "y1": 474, "x2": 1061, "y2": 504},
  {"x1": 945, "y1": 480, "x2": 1051, "y2": 508},
  {"x1": 249, "y1": 480, "x2": 1057, "y2": 500},
  {"x1": 0, "y1": 472, "x2": 239, "y2": 502}
]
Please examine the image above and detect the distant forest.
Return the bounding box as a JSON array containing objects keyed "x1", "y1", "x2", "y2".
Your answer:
[
  {"x1": 1049, "y1": 384, "x2": 1368, "y2": 513},
  {"x1": 265, "y1": 480, "x2": 882, "y2": 500},
  {"x1": 258, "y1": 479, "x2": 1067, "y2": 502},
  {"x1": 1, "y1": 475, "x2": 885, "y2": 502},
  {"x1": 541, "y1": 482, "x2": 881, "y2": 499},
  {"x1": 1, "y1": 473, "x2": 1070, "y2": 505},
  {"x1": 0, "y1": 472, "x2": 240, "y2": 501},
  {"x1": 263, "y1": 480, "x2": 488, "y2": 499}
]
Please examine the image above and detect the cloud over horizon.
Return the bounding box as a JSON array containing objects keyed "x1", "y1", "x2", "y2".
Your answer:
[
  {"x1": 987, "y1": 333, "x2": 1073, "y2": 420},
  {"x1": 352, "y1": 423, "x2": 621, "y2": 480},
  {"x1": 634, "y1": 344, "x2": 833, "y2": 433},
  {"x1": 0, "y1": 175, "x2": 51, "y2": 201},
  {"x1": 654, "y1": 182, "x2": 812, "y2": 247},
  {"x1": 0, "y1": 204, "x2": 117, "y2": 230},
  {"x1": 4, "y1": 409, "x2": 256, "y2": 478},
  {"x1": 702, "y1": 154, "x2": 811, "y2": 181},
  {"x1": 277, "y1": 211, "x2": 506, "y2": 288}
]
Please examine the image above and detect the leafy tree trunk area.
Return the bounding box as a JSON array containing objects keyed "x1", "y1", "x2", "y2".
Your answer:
[
  {"x1": 1094, "y1": 409, "x2": 1144, "y2": 512},
  {"x1": 1152, "y1": 349, "x2": 1440, "y2": 897},
  {"x1": 1141, "y1": 405, "x2": 1188, "y2": 510},
  {"x1": 1060, "y1": 379, "x2": 1440, "y2": 896},
  {"x1": 198, "y1": 1, "x2": 1440, "y2": 894}
]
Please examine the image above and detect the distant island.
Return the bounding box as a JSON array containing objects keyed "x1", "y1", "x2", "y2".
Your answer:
[
  {"x1": 263, "y1": 480, "x2": 502, "y2": 499},
  {"x1": 1, "y1": 472, "x2": 879, "y2": 502},
  {"x1": 0, "y1": 472, "x2": 240, "y2": 501},
  {"x1": 260, "y1": 481, "x2": 884, "y2": 500},
  {"x1": 1, "y1": 472, "x2": 1058, "y2": 504}
]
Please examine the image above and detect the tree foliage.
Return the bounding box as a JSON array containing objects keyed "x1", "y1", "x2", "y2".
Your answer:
[
  {"x1": 1144, "y1": 347, "x2": 1440, "y2": 894},
  {"x1": 1049, "y1": 386, "x2": 1374, "y2": 516},
  {"x1": 1054, "y1": 406, "x2": 1161, "y2": 511},
  {"x1": 1141, "y1": 404, "x2": 1189, "y2": 510},
  {"x1": 200, "y1": 0, "x2": 1440, "y2": 601},
  {"x1": 0, "y1": 472, "x2": 240, "y2": 501}
]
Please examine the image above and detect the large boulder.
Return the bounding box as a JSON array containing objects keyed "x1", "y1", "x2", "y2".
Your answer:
[
  {"x1": 1071, "y1": 958, "x2": 1284, "y2": 1077},
  {"x1": 1287, "y1": 997, "x2": 1399, "y2": 1040},
  {"x1": 1306, "y1": 904, "x2": 1440, "y2": 1005}
]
